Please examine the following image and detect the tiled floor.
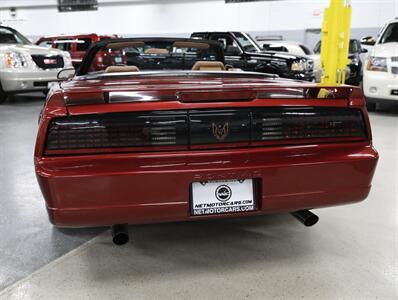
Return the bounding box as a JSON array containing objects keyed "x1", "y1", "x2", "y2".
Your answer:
[{"x1": 0, "y1": 95, "x2": 396, "y2": 299}]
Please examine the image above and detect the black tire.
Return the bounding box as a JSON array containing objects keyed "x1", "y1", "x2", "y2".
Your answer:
[
  {"x1": 366, "y1": 102, "x2": 377, "y2": 112},
  {"x1": 0, "y1": 83, "x2": 8, "y2": 104}
]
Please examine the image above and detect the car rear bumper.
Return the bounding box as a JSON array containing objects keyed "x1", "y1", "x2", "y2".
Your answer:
[
  {"x1": 363, "y1": 70, "x2": 398, "y2": 101},
  {"x1": 0, "y1": 68, "x2": 61, "y2": 93},
  {"x1": 36, "y1": 143, "x2": 378, "y2": 227}
]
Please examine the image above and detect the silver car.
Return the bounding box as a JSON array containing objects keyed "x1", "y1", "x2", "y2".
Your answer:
[{"x1": 0, "y1": 25, "x2": 72, "y2": 104}]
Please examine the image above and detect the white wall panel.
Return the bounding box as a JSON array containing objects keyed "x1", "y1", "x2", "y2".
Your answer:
[{"x1": 0, "y1": 0, "x2": 396, "y2": 39}]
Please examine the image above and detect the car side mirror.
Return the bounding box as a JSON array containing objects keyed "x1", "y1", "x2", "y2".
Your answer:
[
  {"x1": 361, "y1": 48, "x2": 368, "y2": 53},
  {"x1": 225, "y1": 46, "x2": 242, "y2": 56},
  {"x1": 57, "y1": 68, "x2": 76, "y2": 81},
  {"x1": 360, "y1": 36, "x2": 376, "y2": 46}
]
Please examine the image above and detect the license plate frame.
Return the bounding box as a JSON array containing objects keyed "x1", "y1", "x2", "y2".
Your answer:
[{"x1": 190, "y1": 179, "x2": 257, "y2": 216}]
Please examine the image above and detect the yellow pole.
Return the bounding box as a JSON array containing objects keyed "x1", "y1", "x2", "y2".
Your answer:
[{"x1": 320, "y1": 0, "x2": 352, "y2": 85}]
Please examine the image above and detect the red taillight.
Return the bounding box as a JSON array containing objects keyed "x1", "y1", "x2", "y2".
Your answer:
[
  {"x1": 45, "y1": 112, "x2": 188, "y2": 155},
  {"x1": 252, "y1": 107, "x2": 366, "y2": 142}
]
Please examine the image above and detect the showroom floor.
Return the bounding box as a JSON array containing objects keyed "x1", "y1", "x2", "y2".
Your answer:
[{"x1": 0, "y1": 94, "x2": 396, "y2": 299}]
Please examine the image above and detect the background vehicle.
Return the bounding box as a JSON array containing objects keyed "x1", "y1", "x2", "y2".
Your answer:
[
  {"x1": 191, "y1": 31, "x2": 314, "y2": 81},
  {"x1": 0, "y1": 25, "x2": 72, "y2": 104},
  {"x1": 36, "y1": 33, "x2": 120, "y2": 69},
  {"x1": 362, "y1": 19, "x2": 398, "y2": 110},
  {"x1": 314, "y1": 39, "x2": 367, "y2": 86},
  {"x1": 256, "y1": 39, "x2": 322, "y2": 82}
]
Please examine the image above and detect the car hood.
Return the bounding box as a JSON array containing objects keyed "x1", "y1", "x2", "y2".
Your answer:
[
  {"x1": 248, "y1": 51, "x2": 305, "y2": 61},
  {"x1": 371, "y1": 42, "x2": 398, "y2": 58},
  {"x1": 0, "y1": 44, "x2": 64, "y2": 56}
]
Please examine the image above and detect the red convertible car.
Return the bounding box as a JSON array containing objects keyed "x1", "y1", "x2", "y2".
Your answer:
[{"x1": 35, "y1": 38, "x2": 378, "y2": 245}]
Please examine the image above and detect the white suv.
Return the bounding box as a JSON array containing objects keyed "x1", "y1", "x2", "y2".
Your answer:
[
  {"x1": 0, "y1": 25, "x2": 72, "y2": 104},
  {"x1": 363, "y1": 19, "x2": 398, "y2": 110}
]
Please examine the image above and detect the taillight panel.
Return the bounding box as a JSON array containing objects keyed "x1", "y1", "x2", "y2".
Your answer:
[
  {"x1": 252, "y1": 108, "x2": 366, "y2": 142},
  {"x1": 46, "y1": 111, "x2": 188, "y2": 151},
  {"x1": 45, "y1": 107, "x2": 367, "y2": 155}
]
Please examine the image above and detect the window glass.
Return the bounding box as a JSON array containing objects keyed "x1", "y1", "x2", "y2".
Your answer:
[
  {"x1": 54, "y1": 39, "x2": 72, "y2": 51},
  {"x1": 0, "y1": 27, "x2": 31, "y2": 44},
  {"x1": 76, "y1": 38, "x2": 92, "y2": 51},
  {"x1": 232, "y1": 32, "x2": 261, "y2": 52},
  {"x1": 313, "y1": 41, "x2": 321, "y2": 54},
  {"x1": 209, "y1": 35, "x2": 241, "y2": 55},
  {"x1": 380, "y1": 23, "x2": 398, "y2": 44},
  {"x1": 37, "y1": 40, "x2": 53, "y2": 48},
  {"x1": 191, "y1": 33, "x2": 207, "y2": 40},
  {"x1": 349, "y1": 40, "x2": 359, "y2": 53}
]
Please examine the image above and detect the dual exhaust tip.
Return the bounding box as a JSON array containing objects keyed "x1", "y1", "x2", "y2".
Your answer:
[{"x1": 110, "y1": 210, "x2": 319, "y2": 245}]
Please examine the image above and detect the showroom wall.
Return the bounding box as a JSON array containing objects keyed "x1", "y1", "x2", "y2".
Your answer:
[{"x1": 0, "y1": 0, "x2": 396, "y2": 47}]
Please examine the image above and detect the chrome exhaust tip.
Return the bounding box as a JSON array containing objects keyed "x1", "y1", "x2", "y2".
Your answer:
[
  {"x1": 291, "y1": 210, "x2": 319, "y2": 227},
  {"x1": 111, "y1": 224, "x2": 129, "y2": 245}
]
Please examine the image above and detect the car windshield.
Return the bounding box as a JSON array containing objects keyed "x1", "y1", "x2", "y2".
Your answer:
[
  {"x1": 80, "y1": 39, "x2": 223, "y2": 75},
  {"x1": 379, "y1": 22, "x2": 398, "y2": 44},
  {"x1": 232, "y1": 32, "x2": 261, "y2": 53},
  {"x1": 0, "y1": 27, "x2": 31, "y2": 45}
]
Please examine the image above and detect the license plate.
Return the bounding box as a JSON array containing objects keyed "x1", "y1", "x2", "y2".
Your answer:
[
  {"x1": 191, "y1": 179, "x2": 255, "y2": 216},
  {"x1": 114, "y1": 57, "x2": 122, "y2": 63}
]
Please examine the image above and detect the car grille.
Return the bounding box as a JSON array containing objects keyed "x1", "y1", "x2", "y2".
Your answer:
[
  {"x1": 31, "y1": 55, "x2": 64, "y2": 69},
  {"x1": 45, "y1": 107, "x2": 367, "y2": 154},
  {"x1": 390, "y1": 57, "x2": 398, "y2": 62}
]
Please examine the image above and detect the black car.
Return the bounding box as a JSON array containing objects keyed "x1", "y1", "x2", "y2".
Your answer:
[
  {"x1": 191, "y1": 31, "x2": 314, "y2": 81},
  {"x1": 314, "y1": 39, "x2": 367, "y2": 86}
]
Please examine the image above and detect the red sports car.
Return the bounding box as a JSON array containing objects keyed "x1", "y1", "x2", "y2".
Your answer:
[{"x1": 35, "y1": 38, "x2": 378, "y2": 245}]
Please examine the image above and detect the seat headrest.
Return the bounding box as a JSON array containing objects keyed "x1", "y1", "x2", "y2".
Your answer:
[
  {"x1": 144, "y1": 48, "x2": 169, "y2": 54},
  {"x1": 104, "y1": 65, "x2": 140, "y2": 73},
  {"x1": 192, "y1": 61, "x2": 225, "y2": 71}
]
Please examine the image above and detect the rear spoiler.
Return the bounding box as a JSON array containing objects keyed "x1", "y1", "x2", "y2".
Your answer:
[{"x1": 63, "y1": 86, "x2": 364, "y2": 106}]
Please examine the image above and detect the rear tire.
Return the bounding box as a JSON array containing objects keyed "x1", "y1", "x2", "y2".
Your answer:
[{"x1": 366, "y1": 102, "x2": 377, "y2": 112}]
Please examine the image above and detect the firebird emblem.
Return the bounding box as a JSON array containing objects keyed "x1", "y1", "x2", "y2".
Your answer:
[{"x1": 212, "y1": 122, "x2": 229, "y2": 141}]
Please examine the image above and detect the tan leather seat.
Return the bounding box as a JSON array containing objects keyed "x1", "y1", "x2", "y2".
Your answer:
[
  {"x1": 104, "y1": 66, "x2": 140, "y2": 73},
  {"x1": 192, "y1": 61, "x2": 225, "y2": 71},
  {"x1": 144, "y1": 48, "x2": 169, "y2": 54}
]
